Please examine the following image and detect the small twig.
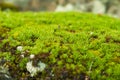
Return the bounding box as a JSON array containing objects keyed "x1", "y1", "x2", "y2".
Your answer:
[
  {"x1": 88, "y1": 58, "x2": 95, "y2": 76},
  {"x1": 89, "y1": 60, "x2": 94, "y2": 74}
]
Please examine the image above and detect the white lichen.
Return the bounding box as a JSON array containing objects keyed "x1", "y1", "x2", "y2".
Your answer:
[
  {"x1": 38, "y1": 61, "x2": 46, "y2": 72},
  {"x1": 17, "y1": 46, "x2": 23, "y2": 52},
  {"x1": 20, "y1": 54, "x2": 24, "y2": 58},
  {"x1": 30, "y1": 54, "x2": 35, "y2": 59},
  {"x1": 26, "y1": 61, "x2": 46, "y2": 77}
]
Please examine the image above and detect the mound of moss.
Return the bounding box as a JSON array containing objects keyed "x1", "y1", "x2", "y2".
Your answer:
[{"x1": 0, "y1": 12, "x2": 120, "y2": 80}]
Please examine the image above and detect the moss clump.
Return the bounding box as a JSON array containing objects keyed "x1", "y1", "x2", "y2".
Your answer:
[{"x1": 0, "y1": 12, "x2": 120, "y2": 80}]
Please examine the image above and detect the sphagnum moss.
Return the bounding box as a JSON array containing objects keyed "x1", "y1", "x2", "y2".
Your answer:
[{"x1": 0, "y1": 12, "x2": 120, "y2": 80}]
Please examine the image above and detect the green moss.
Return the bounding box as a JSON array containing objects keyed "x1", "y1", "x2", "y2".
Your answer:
[{"x1": 0, "y1": 12, "x2": 120, "y2": 79}]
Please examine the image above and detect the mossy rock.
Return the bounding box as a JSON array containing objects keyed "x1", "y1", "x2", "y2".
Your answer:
[
  {"x1": 0, "y1": 12, "x2": 120, "y2": 80},
  {"x1": 0, "y1": 2, "x2": 20, "y2": 11}
]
